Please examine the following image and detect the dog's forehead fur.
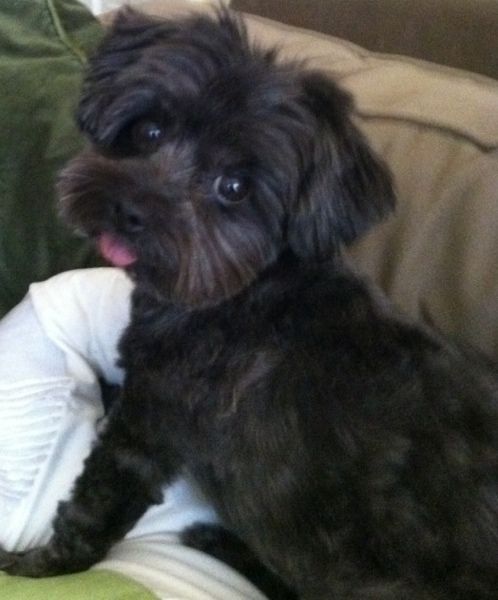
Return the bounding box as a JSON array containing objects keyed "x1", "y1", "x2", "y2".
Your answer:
[{"x1": 78, "y1": 9, "x2": 307, "y2": 152}]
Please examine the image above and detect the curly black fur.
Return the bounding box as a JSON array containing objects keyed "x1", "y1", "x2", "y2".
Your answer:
[{"x1": 4, "y1": 8, "x2": 498, "y2": 599}]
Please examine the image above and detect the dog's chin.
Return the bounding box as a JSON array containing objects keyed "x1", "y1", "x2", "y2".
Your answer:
[
  {"x1": 97, "y1": 240, "x2": 266, "y2": 311},
  {"x1": 126, "y1": 273, "x2": 250, "y2": 311},
  {"x1": 144, "y1": 259, "x2": 263, "y2": 311}
]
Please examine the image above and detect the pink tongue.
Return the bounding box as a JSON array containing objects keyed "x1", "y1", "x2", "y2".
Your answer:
[{"x1": 97, "y1": 233, "x2": 137, "y2": 267}]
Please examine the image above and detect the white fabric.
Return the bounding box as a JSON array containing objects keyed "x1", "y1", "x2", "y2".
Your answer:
[
  {"x1": 0, "y1": 268, "x2": 265, "y2": 600},
  {"x1": 96, "y1": 534, "x2": 266, "y2": 600}
]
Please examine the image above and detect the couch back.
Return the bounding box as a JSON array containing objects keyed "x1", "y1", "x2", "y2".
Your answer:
[{"x1": 232, "y1": 0, "x2": 498, "y2": 80}]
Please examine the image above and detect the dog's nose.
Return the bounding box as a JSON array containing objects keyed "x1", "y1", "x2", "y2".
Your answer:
[{"x1": 111, "y1": 200, "x2": 145, "y2": 234}]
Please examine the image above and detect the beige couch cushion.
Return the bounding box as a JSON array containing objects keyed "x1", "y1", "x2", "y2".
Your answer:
[{"x1": 105, "y1": 1, "x2": 498, "y2": 359}]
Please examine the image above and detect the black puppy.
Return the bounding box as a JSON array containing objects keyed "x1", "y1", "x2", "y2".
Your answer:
[{"x1": 3, "y1": 8, "x2": 498, "y2": 599}]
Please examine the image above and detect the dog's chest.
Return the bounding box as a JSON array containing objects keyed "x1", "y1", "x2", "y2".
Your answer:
[{"x1": 121, "y1": 297, "x2": 282, "y2": 459}]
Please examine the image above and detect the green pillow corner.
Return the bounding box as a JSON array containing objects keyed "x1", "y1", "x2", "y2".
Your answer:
[
  {"x1": 0, "y1": 568, "x2": 159, "y2": 600},
  {"x1": 0, "y1": 0, "x2": 105, "y2": 318}
]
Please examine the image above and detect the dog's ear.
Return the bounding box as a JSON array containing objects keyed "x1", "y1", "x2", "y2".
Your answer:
[{"x1": 288, "y1": 72, "x2": 395, "y2": 259}]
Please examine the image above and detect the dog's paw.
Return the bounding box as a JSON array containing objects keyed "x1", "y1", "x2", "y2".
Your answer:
[
  {"x1": 0, "y1": 548, "x2": 43, "y2": 577},
  {"x1": 0, "y1": 545, "x2": 92, "y2": 578},
  {"x1": 0, "y1": 547, "x2": 57, "y2": 578},
  {"x1": 0, "y1": 548, "x2": 17, "y2": 571}
]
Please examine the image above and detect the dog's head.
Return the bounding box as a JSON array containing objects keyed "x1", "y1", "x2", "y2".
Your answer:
[{"x1": 59, "y1": 8, "x2": 394, "y2": 308}]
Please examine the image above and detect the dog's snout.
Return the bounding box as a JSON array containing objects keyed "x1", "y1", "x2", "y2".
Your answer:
[{"x1": 111, "y1": 199, "x2": 145, "y2": 234}]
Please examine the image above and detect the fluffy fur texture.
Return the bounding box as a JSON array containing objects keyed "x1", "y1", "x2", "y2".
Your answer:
[{"x1": 3, "y1": 9, "x2": 498, "y2": 599}]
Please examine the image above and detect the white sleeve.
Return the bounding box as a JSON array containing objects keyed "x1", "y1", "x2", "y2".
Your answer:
[
  {"x1": 29, "y1": 267, "x2": 134, "y2": 386},
  {"x1": 0, "y1": 293, "x2": 100, "y2": 550},
  {"x1": 0, "y1": 268, "x2": 133, "y2": 550}
]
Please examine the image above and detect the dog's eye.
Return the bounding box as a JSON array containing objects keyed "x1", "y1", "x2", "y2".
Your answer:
[
  {"x1": 130, "y1": 119, "x2": 165, "y2": 153},
  {"x1": 214, "y1": 175, "x2": 250, "y2": 203}
]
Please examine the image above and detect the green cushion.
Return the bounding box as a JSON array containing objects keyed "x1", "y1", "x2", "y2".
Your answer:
[
  {"x1": 0, "y1": 0, "x2": 103, "y2": 317},
  {"x1": 0, "y1": 569, "x2": 158, "y2": 600}
]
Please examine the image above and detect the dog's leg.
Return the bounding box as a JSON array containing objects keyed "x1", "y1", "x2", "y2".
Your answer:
[
  {"x1": 181, "y1": 523, "x2": 298, "y2": 600},
  {"x1": 1, "y1": 412, "x2": 173, "y2": 578}
]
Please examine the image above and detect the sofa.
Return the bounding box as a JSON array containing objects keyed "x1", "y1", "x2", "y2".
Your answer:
[
  {"x1": 1, "y1": 0, "x2": 497, "y2": 598},
  {"x1": 231, "y1": 0, "x2": 498, "y2": 80}
]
